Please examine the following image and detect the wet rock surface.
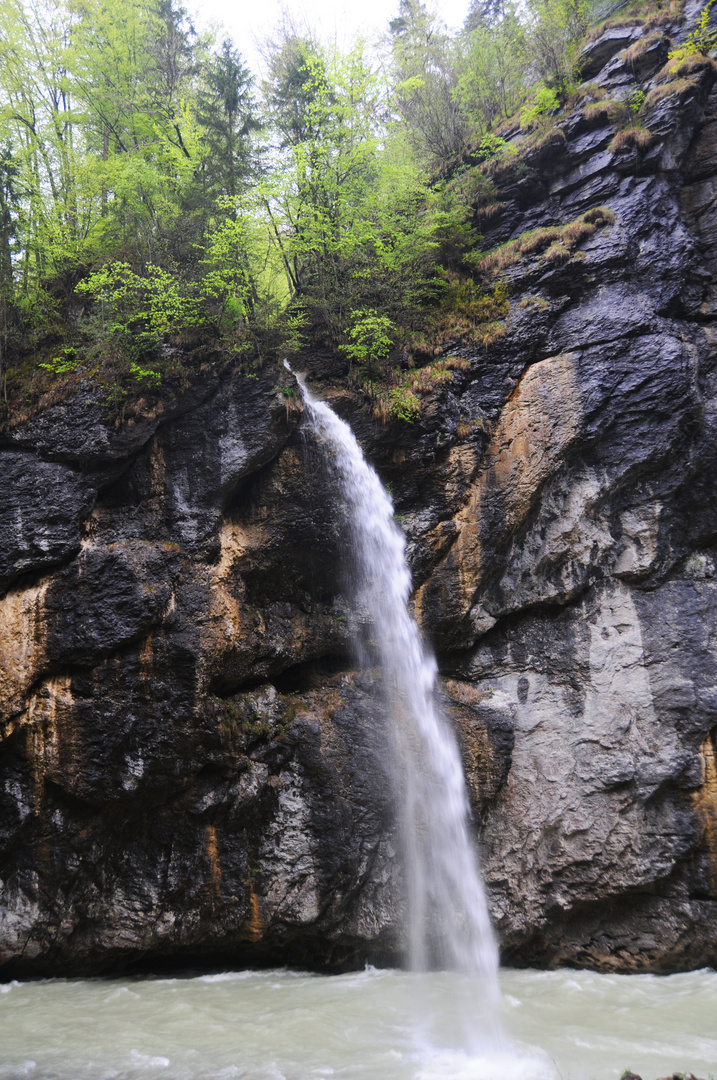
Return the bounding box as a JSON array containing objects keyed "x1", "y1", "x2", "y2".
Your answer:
[{"x1": 3, "y1": 19, "x2": 717, "y2": 977}]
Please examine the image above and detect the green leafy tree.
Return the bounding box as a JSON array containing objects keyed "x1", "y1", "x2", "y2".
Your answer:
[
  {"x1": 456, "y1": 3, "x2": 527, "y2": 138},
  {"x1": 669, "y1": 0, "x2": 717, "y2": 60},
  {"x1": 526, "y1": 0, "x2": 591, "y2": 94},
  {"x1": 0, "y1": 146, "x2": 21, "y2": 402},
  {"x1": 340, "y1": 309, "x2": 395, "y2": 375},
  {"x1": 390, "y1": 0, "x2": 466, "y2": 168},
  {"x1": 261, "y1": 39, "x2": 383, "y2": 312},
  {"x1": 520, "y1": 83, "x2": 560, "y2": 128}
]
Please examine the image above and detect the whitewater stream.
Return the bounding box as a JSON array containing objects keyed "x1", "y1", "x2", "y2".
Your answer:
[{"x1": 1, "y1": 966, "x2": 716, "y2": 1080}]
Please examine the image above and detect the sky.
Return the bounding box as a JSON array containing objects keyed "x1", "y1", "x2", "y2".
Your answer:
[{"x1": 189, "y1": 0, "x2": 471, "y2": 75}]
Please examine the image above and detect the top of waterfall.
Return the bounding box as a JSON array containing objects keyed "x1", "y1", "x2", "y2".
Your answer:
[{"x1": 283, "y1": 358, "x2": 310, "y2": 396}]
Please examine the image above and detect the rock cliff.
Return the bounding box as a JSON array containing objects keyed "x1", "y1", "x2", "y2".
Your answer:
[{"x1": 2, "y1": 11, "x2": 717, "y2": 977}]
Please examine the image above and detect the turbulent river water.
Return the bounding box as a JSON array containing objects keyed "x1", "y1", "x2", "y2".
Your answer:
[{"x1": 1, "y1": 966, "x2": 716, "y2": 1080}]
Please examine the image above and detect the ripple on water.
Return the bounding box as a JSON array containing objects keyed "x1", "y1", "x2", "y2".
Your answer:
[{"x1": 0, "y1": 967, "x2": 715, "y2": 1080}]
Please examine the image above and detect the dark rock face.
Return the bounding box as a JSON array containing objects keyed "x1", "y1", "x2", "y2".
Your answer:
[{"x1": 3, "y1": 20, "x2": 717, "y2": 977}]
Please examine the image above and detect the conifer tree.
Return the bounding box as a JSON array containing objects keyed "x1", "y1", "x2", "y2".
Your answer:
[{"x1": 197, "y1": 40, "x2": 259, "y2": 201}]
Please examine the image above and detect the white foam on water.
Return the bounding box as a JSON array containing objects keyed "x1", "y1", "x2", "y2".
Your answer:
[
  {"x1": 413, "y1": 1046, "x2": 556, "y2": 1080},
  {"x1": 1, "y1": 966, "x2": 716, "y2": 1079},
  {"x1": 129, "y1": 1049, "x2": 170, "y2": 1067}
]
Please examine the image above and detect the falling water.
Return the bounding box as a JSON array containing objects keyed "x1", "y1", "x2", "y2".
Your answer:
[{"x1": 288, "y1": 363, "x2": 502, "y2": 1044}]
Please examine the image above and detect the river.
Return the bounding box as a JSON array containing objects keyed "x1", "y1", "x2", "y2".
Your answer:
[{"x1": 1, "y1": 965, "x2": 715, "y2": 1080}]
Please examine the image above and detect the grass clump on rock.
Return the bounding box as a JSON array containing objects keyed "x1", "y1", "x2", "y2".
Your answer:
[
  {"x1": 477, "y1": 207, "x2": 616, "y2": 280},
  {"x1": 609, "y1": 126, "x2": 653, "y2": 152}
]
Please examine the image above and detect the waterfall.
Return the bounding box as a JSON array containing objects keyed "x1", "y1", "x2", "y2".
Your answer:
[{"x1": 289, "y1": 364, "x2": 502, "y2": 1039}]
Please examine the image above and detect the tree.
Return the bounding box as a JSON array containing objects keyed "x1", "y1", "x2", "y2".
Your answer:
[
  {"x1": 389, "y1": 0, "x2": 466, "y2": 169},
  {"x1": 526, "y1": 0, "x2": 591, "y2": 93},
  {"x1": 456, "y1": 2, "x2": 527, "y2": 137},
  {"x1": 464, "y1": 0, "x2": 509, "y2": 32},
  {"x1": 0, "y1": 146, "x2": 21, "y2": 402},
  {"x1": 197, "y1": 40, "x2": 259, "y2": 201},
  {"x1": 261, "y1": 38, "x2": 382, "y2": 310}
]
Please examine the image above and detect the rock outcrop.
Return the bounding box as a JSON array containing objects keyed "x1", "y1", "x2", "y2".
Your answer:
[{"x1": 2, "y1": 12, "x2": 717, "y2": 977}]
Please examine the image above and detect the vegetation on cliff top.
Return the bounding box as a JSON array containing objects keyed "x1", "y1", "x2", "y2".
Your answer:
[{"x1": 0, "y1": 0, "x2": 696, "y2": 425}]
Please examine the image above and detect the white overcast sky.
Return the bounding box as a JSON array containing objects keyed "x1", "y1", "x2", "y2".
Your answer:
[{"x1": 189, "y1": 0, "x2": 471, "y2": 75}]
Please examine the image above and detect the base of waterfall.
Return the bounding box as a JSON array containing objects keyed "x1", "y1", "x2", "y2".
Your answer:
[{"x1": 2, "y1": 966, "x2": 715, "y2": 1080}]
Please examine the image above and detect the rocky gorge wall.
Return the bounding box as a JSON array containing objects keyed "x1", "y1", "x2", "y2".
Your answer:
[{"x1": 2, "y1": 8, "x2": 717, "y2": 977}]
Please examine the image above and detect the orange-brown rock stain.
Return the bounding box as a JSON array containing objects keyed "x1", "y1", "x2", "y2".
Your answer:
[
  {"x1": 695, "y1": 728, "x2": 717, "y2": 894},
  {"x1": 205, "y1": 824, "x2": 222, "y2": 905},
  {"x1": 148, "y1": 437, "x2": 168, "y2": 498},
  {"x1": 241, "y1": 888, "x2": 265, "y2": 943},
  {"x1": 0, "y1": 579, "x2": 50, "y2": 725},
  {"x1": 139, "y1": 634, "x2": 155, "y2": 695},
  {"x1": 198, "y1": 520, "x2": 267, "y2": 686},
  {"x1": 23, "y1": 675, "x2": 76, "y2": 818},
  {"x1": 444, "y1": 679, "x2": 505, "y2": 812},
  {"x1": 416, "y1": 353, "x2": 583, "y2": 630}
]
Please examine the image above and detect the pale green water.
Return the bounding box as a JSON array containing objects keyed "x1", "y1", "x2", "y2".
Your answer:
[{"x1": 0, "y1": 966, "x2": 715, "y2": 1080}]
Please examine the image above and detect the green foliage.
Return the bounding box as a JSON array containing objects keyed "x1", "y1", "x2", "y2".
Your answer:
[
  {"x1": 386, "y1": 385, "x2": 421, "y2": 422},
  {"x1": 340, "y1": 310, "x2": 396, "y2": 372},
  {"x1": 456, "y1": 3, "x2": 527, "y2": 139},
  {"x1": 669, "y1": 0, "x2": 717, "y2": 59},
  {"x1": 521, "y1": 84, "x2": 560, "y2": 128},
  {"x1": 129, "y1": 363, "x2": 162, "y2": 387},
  {"x1": 390, "y1": 0, "x2": 467, "y2": 167},
  {"x1": 76, "y1": 262, "x2": 204, "y2": 356},
  {"x1": 476, "y1": 133, "x2": 508, "y2": 160},
  {"x1": 626, "y1": 88, "x2": 646, "y2": 113},
  {"x1": 196, "y1": 40, "x2": 259, "y2": 201},
  {"x1": 521, "y1": 0, "x2": 593, "y2": 96},
  {"x1": 366, "y1": 355, "x2": 472, "y2": 424},
  {"x1": 0, "y1": 0, "x2": 651, "y2": 423},
  {"x1": 39, "y1": 346, "x2": 78, "y2": 374}
]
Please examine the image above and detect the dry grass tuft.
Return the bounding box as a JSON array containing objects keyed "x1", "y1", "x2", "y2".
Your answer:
[
  {"x1": 582, "y1": 99, "x2": 626, "y2": 125},
  {"x1": 585, "y1": 16, "x2": 644, "y2": 42},
  {"x1": 476, "y1": 201, "x2": 508, "y2": 226},
  {"x1": 365, "y1": 355, "x2": 473, "y2": 424},
  {"x1": 476, "y1": 322, "x2": 508, "y2": 348},
  {"x1": 516, "y1": 227, "x2": 563, "y2": 256},
  {"x1": 404, "y1": 355, "x2": 471, "y2": 394},
  {"x1": 562, "y1": 220, "x2": 597, "y2": 245},
  {"x1": 583, "y1": 206, "x2": 616, "y2": 226},
  {"x1": 644, "y1": 9, "x2": 680, "y2": 28},
  {"x1": 655, "y1": 53, "x2": 717, "y2": 83},
  {"x1": 519, "y1": 295, "x2": 550, "y2": 311},
  {"x1": 579, "y1": 82, "x2": 607, "y2": 101},
  {"x1": 543, "y1": 244, "x2": 571, "y2": 264},
  {"x1": 624, "y1": 31, "x2": 668, "y2": 65},
  {"x1": 400, "y1": 279, "x2": 510, "y2": 359},
  {"x1": 478, "y1": 207, "x2": 614, "y2": 279},
  {"x1": 643, "y1": 76, "x2": 701, "y2": 109},
  {"x1": 585, "y1": 0, "x2": 681, "y2": 41},
  {"x1": 609, "y1": 125, "x2": 653, "y2": 152}
]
